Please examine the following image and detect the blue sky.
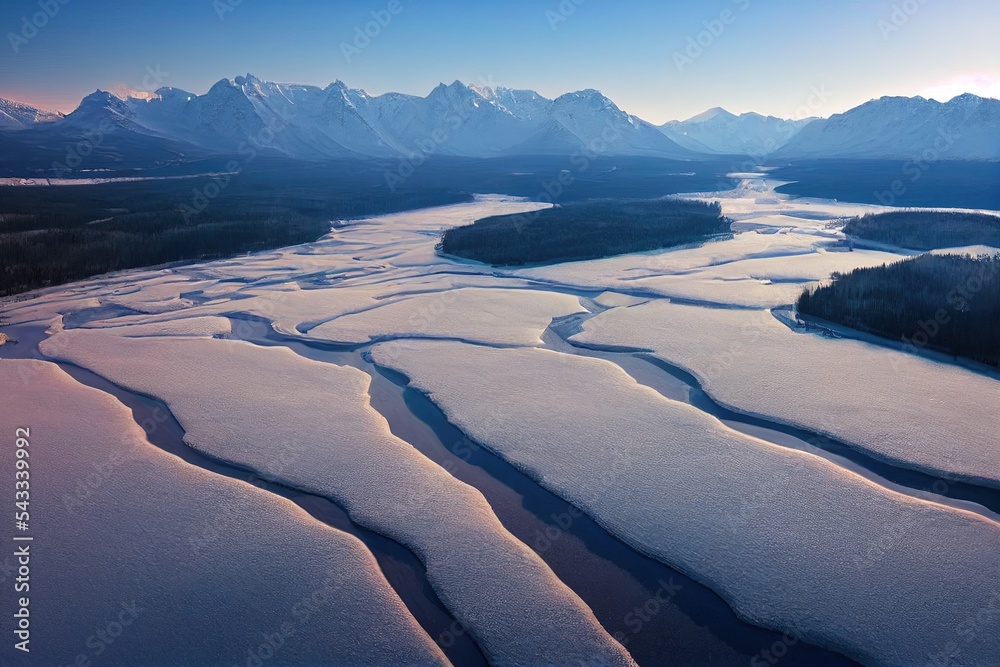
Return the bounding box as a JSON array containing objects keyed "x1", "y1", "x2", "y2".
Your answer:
[{"x1": 1, "y1": 0, "x2": 998, "y2": 123}]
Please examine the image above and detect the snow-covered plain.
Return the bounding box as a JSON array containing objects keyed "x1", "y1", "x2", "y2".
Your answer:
[
  {"x1": 573, "y1": 301, "x2": 1000, "y2": 488},
  {"x1": 370, "y1": 339, "x2": 1000, "y2": 667},
  {"x1": 39, "y1": 319, "x2": 633, "y2": 667},
  {"x1": 0, "y1": 360, "x2": 448, "y2": 667},
  {"x1": 513, "y1": 181, "x2": 908, "y2": 308},
  {"x1": 3, "y1": 185, "x2": 1000, "y2": 666},
  {"x1": 308, "y1": 288, "x2": 586, "y2": 346}
]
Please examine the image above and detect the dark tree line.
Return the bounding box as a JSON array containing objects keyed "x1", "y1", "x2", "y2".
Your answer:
[
  {"x1": 0, "y1": 211, "x2": 330, "y2": 297},
  {"x1": 440, "y1": 198, "x2": 731, "y2": 266},
  {"x1": 0, "y1": 156, "x2": 742, "y2": 297},
  {"x1": 0, "y1": 165, "x2": 469, "y2": 297},
  {"x1": 798, "y1": 254, "x2": 1000, "y2": 368},
  {"x1": 843, "y1": 210, "x2": 1000, "y2": 251},
  {"x1": 773, "y1": 160, "x2": 1000, "y2": 210}
]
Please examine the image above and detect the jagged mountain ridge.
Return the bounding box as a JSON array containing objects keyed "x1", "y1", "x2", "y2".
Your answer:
[
  {"x1": 659, "y1": 108, "x2": 816, "y2": 156},
  {"x1": 2, "y1": 79, "x2": 998, "y2": 163},
  {"x1": 775, "y1": 94, "x2": 1000, "y2": 160},
  {"x1": 0, "y1": 98, "x2": 64, "y2": 130},
  {"x1": 10, "y1": 75, "x2": 695, "y2": 161}
]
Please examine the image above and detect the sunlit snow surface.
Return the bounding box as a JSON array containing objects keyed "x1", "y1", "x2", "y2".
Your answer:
[
  {"x1": 2, "y1": 187, "x2": 999, "y2": 666},
  {"x1": 0, "y1": 360, "x2": 448, "y2": 667},
  {"x1": 371, "y1": 339, "x2": 1000, "y2": 667},
  {"x1": 572, "y1": 301, "x2": 1000, "y2": 488},
  {"x1": 39, "y1": 324, "x2": 632, "y2": 667}
]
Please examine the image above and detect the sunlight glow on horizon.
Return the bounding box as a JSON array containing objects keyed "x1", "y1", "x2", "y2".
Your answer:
[
  {"x1": 8, "y1": 74, "x2": 999, "y2": 125},
  {"x1": 919, "y1": 75, "x2": 1000, "y2": 103},
  {"x1": 1, "y1": 0, "x2": 998, "y2": 122}
]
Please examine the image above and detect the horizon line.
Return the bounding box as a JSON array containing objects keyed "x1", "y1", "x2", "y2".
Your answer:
[{"x1": 3, "y1": 75, "x2": 997, "y2": 125}]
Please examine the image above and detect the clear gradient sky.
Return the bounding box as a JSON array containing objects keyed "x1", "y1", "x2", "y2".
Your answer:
[{"x1": 1, "y1": 0, "x2": 998, "y2": 123}]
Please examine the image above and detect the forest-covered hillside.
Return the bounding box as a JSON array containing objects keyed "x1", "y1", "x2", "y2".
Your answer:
[{"x1": 798, "y1": 253, "x2": 1000, "y2": 368}]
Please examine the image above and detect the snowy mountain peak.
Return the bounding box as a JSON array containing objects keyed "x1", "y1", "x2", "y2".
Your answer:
[
  {"x1": 553, "y1": 90, "x2": 622, "y2": 115},
  {"x1": 561, "y1": 89, "x2": 611, "y2": 102},
  {"x1": 468, "y1": 86, "x2": 552, "y2": 121},
  {"x1": 468, "y1": 84, "x2": 495, "y2": 100},
  {"x1": 9, "y1": 74, "x2": 993, "y2": 162},
  {"x1": 232, "y1": 73, "x2": 263, "y2": 87},
  {"x1": 0, "y1": 98, "x2": 64, "y2": 129},
  {"x1": 208, "y1": 78, "x2": 238, "y2": 94},
  {"x1": 949, "y1": 92, "x2": 991, "y2": 106},
  {"x1": 866, "y1": 95, "x2": 933, "y2": 110},
  {"x1": 685, "y1": 107, "x2": 736, "y2": 123},
  {"x1": 154, "y1": 86, "x2": 194, "y2": 100},
  {"x1": 57, "y1": 90, "x2": 141, "y2": 131},
  {"x1": 660, "y1": 105, "x2": 815, "y2": 155},
  {"x1": 777, "y1": 92, "x2": 1000, "y2": 160},
  {"x1": 425, "y1": 81, "x2": 475, "y2": 103},
  {"x1": 78, "y1": 90, "x2": 130, "y2": 110},
  {"x1": 433, "y1": 80, "x2": 469, "y2": 94}
]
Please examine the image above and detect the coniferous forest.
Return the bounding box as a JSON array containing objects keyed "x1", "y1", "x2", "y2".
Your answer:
[
  {"x1": 440, "y1": 198, "x2": 731, "y2": 266},
  {"x1": 843, "y1": 210, "x2": 1000, "y2": 250},
  {"x1": 798, "y1": 253, "x2": 1000, "y2": 368},
  {"x1": 0, "y1": 163, "x2": 467, "y2": 297},
  {"x1": 0, "y1": 157, "x2": 737, "y2": 297}
]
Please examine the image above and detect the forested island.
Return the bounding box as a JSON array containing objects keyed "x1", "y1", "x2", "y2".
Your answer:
[
  {"x1": 798, "y1": 253, "x2": 1000, "y2": 368},
  {"x1": 0, "y1": 157, "x2": 735, "y2": 298},
  {"x1": 843, "y1": 210, "x2": 1000, "y2": 251},
  {"x1": 440, "y1": 198, "x2": 731, "y2": 266}
]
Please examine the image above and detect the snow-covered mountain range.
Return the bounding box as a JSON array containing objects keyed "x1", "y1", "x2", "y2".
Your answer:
[
  {"x1": 0, "y1": 74, "x2": 693, "y2": 161},
  {"x1": 0, "y1": 98, "x2": 63, "y2": 129},
  {"x1": 775, "y1": 93, "x2": 1000, "y2": 160},
  {"x1": 659, "y1": 108, "x2": 816, "y2": 156},
  {"x1": 2, "y1": 76, "x2": 998, "y2": 162}
]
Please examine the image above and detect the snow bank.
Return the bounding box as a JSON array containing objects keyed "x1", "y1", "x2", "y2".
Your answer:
[
  {"x1": 81, "y1": 284, "x2": 380, "y2": 335},
  {"x1": 308, "y1": 288, "x2": 585, "y2": 346},
  {"x1": 513, "y1": 230, "x2": 818, "y2": 290},
  {"x1": 110, "y1": 315, "x2": 231, "y2": 337},
  {"x1": 625, "y1": 247, "x2": 903, "y2": 307},
  {"x1": 593, "y1": 292, "x2": 649, "y2": 308},
  {"x1": 573, "y1": 300, "x2": 1000, "y2": 487},
  {"x1": 38, "y1": 329, "x2": 634, "y2": 667},
  {"x1": 5, "y1": 188, "x2": 999, "y2": 666},
  {"x1": 930, "y1": 245, "x2": 1000, "y2": 258},
  {"x1": 1, "y1": 295, "x2": 103, "y2": 326},
  {"x1": 0, "y1": 360, "x2": 447, "y2": 666},
  {"x1": 371, "y1": 339, "x2": 1000, "y2": 667}
]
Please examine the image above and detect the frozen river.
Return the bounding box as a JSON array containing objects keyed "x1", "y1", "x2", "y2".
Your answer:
[{"x1": 2, "y1": 182, "x2": 998, "y2": 667}]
